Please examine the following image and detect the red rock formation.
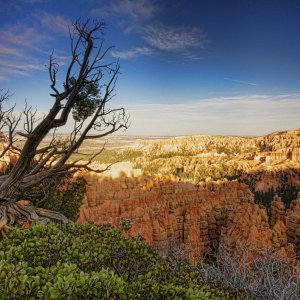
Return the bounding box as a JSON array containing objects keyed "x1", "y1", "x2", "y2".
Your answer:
[
  {"x1": 78, "y1": 173, "x2": 300, "y2": 263},
  {"x1": 78, "y1": 173, "x2": 254, "y2": 259},
  {"x1": 219, "y1": 202, "x2": 292, "y2": 262},
  {"x1": 270, "y1": 195, "x2": 286, "y2": 227},
  {"x1": 286, "y1": 192, "x2": 300, "y2": 252},
  {"x1": 219, "y1": 191, "x2": 300, "y2": 263},
  {"x1": 221, "y1": 203, "x2": 272, "y2": 251}
]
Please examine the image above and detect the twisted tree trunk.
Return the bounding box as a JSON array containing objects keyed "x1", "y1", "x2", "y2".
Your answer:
[{"x1": 0, "y1": 20, "x2": 128, "y2": 232}]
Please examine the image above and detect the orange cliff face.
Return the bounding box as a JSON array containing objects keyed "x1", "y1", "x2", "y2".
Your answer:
[
  {"x1": 219, "y1": 193, "x2": 300, "y2": 263},
  {"x1": 78, "y1": 172, "x2": 255, "y2": 257},
  {"x1": 220, "y1": 202, "x2": 291, "y2": 260},
  {"x1": 78, "y1": 170, "x2": 300, "y2": 262}
]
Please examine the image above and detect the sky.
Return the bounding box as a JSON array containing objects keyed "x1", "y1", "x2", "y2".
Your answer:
[{"x1": 0, "y1": 0, "x2": 300, "y2": 136}]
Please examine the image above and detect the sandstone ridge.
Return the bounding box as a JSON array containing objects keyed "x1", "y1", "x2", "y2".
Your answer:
[{"x1": 78, "y1": 172, "x2": 300, "y2": 261}]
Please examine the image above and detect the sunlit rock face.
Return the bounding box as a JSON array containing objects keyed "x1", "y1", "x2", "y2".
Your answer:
[
  {"x1": 77, "y1": 129, "x2": 300, "y2": 261},
  {"x1": 219, "y1": 193, "x2": 300, "y2": 262},
  {"x1": 219, "y1": 202, "x2": 289, "y2": 259},
  {"x1": 78, "y1": 172, "x2": 253, "y2": 257},
  {"x1": 136, "y1": 128, "x2": 300, "y2": 162},
  {"x1": 78, "y1": 171, "x2": 300, "y2": 261}
]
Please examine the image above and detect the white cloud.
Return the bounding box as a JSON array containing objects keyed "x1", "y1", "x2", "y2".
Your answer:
[
  {"x1": 0, "y1": 75, "x2": 8, "y2": 81},
  {"x1": 92, "y1": 0, "x2": 160, "y2": 21},
  {"x1": 0, "y1": 45, "x2": 24, "y2": 58},
  {"x1": 120, "y1": 93, "x2": 300, "y2": 136},
  {"x1": 91, "y1": 1, "x2": 209, "y2": 60},
  {"x1": 141, "y1": 23, "x2": 209, "y2": 54},
  {"x1": 37, "y1": 12, "x2": 71, "y2": 36},
  {"x1": 0, "y1": 24, "x2": 48, "y2": 51},
  {"x1": 0, "y1": 23, "x2": 49, "y2": 80},
  {"x1": 0, "y1": 61, "x2": 44, "y2": 71},
  {"x1": 111, "y1": 47, "x2": 153, "y2": 59},
  {"x1": 0, "y1": 60, "x2": 45, "y2": 80},
  {"x1": 224, "y1": 77, "x2": 257, "y2": 86}
]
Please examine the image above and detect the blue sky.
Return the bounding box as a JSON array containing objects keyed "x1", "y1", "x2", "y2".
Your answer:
[{"x1": 0, "y1": 0, "x2": 300, "y2": 136}]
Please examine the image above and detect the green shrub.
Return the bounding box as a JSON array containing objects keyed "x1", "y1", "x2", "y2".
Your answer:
[
  {"x1": 18, "y1": 174, "x2": 86, "y2": 221},
  {"x1": 43, "y1": 177, "x2": 86, "y2": 221},
  {"x1": 0, "y1": 223, "x2": 246, "y2": 299}
]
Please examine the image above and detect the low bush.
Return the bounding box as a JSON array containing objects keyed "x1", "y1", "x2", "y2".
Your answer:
[
  {"x1": 0, "y1": 223, "x2": 245, "y2": 299},
  {"x1": 43, "y1": 177, "x2": 87, "y2": 221}
]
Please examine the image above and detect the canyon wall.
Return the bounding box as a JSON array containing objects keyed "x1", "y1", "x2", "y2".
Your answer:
[
  {"x1": 219, "y1": 193, "x2": 300, "y2": 260},
  {"x1": 78, "y1": 173, "x2": 254, "y2": 258},
  {"x1": 136, "y1": 128, "x2": 300, "y2": 164},
  {"x1": 78, "y1": 172, "x2": 300, "y2": 261}
]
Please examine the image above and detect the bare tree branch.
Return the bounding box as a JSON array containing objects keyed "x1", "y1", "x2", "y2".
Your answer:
[{"x1": 0, "y1": 19, "x2": 129, "y2": 227}]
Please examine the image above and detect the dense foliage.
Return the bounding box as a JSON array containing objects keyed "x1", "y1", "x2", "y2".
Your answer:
[
  {"x1": 0, "y1": 223, "x2": 246, "y2": 299},
  {"x1": 16, "y1": 174, "x2": 86, "y2": 221},
  {"x1": 69, "y1": 78, "x2": 100, "y2": 122},
  {"x1": 43, "y1": 177, "x2": 87, "y2": 221},
  {"x1": 240, "y1": 170, "x2": 300, "y2": 216}
]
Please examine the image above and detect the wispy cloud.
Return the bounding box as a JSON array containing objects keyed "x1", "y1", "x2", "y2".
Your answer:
[
  {"x1": 0, "y1": 61, "x2": 44, "y2": 72},
  {"x1": 0, "y1": 45, "x2": 24, "y2": 58},
  {"x1": 91, "y1": 1, "x2": 208, "y2": 60},
  {"x1": 0, "y1": 23, "x2": 48, "y2": 80},
  {"x1": 37, "y1": 12, "x2": 71, "y2": 36},
  {"x1": 92, "y1": 0, "x2": 160, "y2": 22},
  {"x1": 140, "y1": 23, "x2": 209, "y2": 54},
  {"x1": 111, "y1": 47, "x2": 153, "y2": 59},
  {"x1": 121, "y1": 93, "x2": 300, "y2": 136},
  {"x1": 0, "y1": 58, "x2": 46, "y2": 80},
  {"x1": 0, "y1": 23, "x2": 48, "y2": 51},
  {"x1": 0, "y1": 75, "x2": 8, "y2": 81},
  {"x1": 224, "y1": 77, "x2": 258, "y2": 86}
]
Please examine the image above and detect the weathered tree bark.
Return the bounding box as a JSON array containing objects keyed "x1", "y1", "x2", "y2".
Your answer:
[{"x1": 0, "y1": 19, "x2": 128, "y2": 230}]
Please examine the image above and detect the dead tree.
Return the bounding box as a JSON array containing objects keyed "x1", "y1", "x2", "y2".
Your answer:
[
  {"x1": 0, "y1": 20, "x2": 128, "y2": 229},
  {"x1": 197, "y1": 244, "x2": 300, "y2": 300}
]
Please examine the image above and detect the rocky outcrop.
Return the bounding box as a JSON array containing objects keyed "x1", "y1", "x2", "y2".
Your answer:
[
  {"x1": 78, "y1": 172, "x2": 300, "y2": 262},
  {"x1": 220, "y1": 203, "x2": 290, "y2": 259},
  {"x1": 258, "y1": 129, "x2": 300, "y2": 152},
  {"x1": 292, "y1": 148, "x2": 300, "y2": 162},
  {"x1": 286, "y1": 192, "x2": 300, "y2": 252},
  {"x1": 78, "y1": 173, "x2": 253, "y2": 259},
  {"x1": 239, "y1": 168, "x2": 300, "y2": 193},
  {"x1": 218, "y1": 192, "x2": 300, "y2": 261},
  {"x1": 270, "y1": 195, "x2": 286, "y2": 226},
  {"x1": 136, "y1": 128, "x2": 300, "y2": 163},
  {"x1": 132, "y1": 129, "x2": 300, "y2": 186},
  {"x1": 136, "y1": 135, "x2": 259, "y2": 156}
]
